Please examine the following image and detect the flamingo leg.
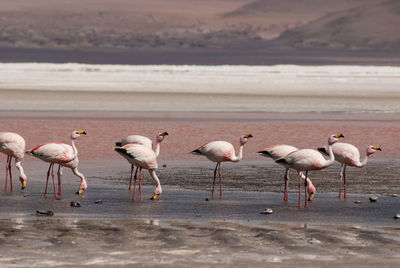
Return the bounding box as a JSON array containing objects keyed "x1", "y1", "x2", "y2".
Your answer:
[
  {"x1": 57, "y1": 165, "x2": 63, "y2": 196},
  {"x1": 343, "y1": 165, "x2": 348, "y2": 199},
  {"x1": 304, "y1": 171, "x2": 308, "y2": 208},
  {"x1": 212, "y1": 163, "x2": 218, "y2": 197},
  {"x1": 44, "y1": 163, "x2": 53, "y2": 198},
  {"x1": 5, "y1": 155, "x2": 10, "y2": 192},
  {"x1": 338, "y1": 163, "x2": 344, "y2": 199},
  {"x1": 8, "y1": 157, "x2": 13, "y2": 192},
  {"x1": 132, "y1": 166, "x2": 138, "y2": 201},
  {"x1": 51, "y1": 164, "x2": 56, "y2": 198},
  {"x1": 284, "y1": 168, "x2": 289, "y2": 201},
  {"x1": 129, "y1": 165, "x2": 133, "y2": 191},
  {"x1": 218, "y1": 163, "x2": 223, "y2": 198},
  {"x1": 298, "y1": 172, "x2": 302, "y2": 208},
  {"x1": 139, "y1": 167, "x2": 143, "y2": 201}
]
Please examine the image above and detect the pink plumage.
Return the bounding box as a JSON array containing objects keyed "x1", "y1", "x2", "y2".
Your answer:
[
  {"x1": 0, "y1": 132, "x2": 27, "y2": 191},
  {"x1": 192, "y1": 134, "x2": 253, "y2": 198},
  {"x1": 27, "y1": 130, "x2": 87, "y2": 198}
]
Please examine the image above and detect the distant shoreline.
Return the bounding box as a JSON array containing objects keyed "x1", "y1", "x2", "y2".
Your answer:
[{"x1": 2, "y1": 46, "x2": 400, "y2": 66}]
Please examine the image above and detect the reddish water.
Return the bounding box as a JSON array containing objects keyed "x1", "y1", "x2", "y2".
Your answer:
[{"x1": 1, "y1": 111, "x2": 398, "y2": 162}]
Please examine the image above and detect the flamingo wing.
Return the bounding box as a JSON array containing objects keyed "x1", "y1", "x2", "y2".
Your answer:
[
  {"x1": 28, "y1": 143, "x2": 75, "y2": 163},
  {"x1": 116, "y1": 135, "x2": 153, "y2": 148},
  {"x1": 115, "y1": 144, "x2": 158, "y2": 169},
  {"x1": 193, "y1": 141, "x2": 235, "y2": 162}
]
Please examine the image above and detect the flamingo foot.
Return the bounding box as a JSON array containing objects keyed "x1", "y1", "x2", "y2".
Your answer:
[{"x1": 75, "y1": 189, "x2": 84, "y2": 195}]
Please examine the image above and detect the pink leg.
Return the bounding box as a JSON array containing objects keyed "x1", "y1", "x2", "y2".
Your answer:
[
  {"x1": 338, "y1": 164, "x2": 344, "y2": 199},
  {"x1": 284, "y1": 168, "x2": 289, "y2": 201},
  {"x1": 212, "y1": 163, "x2": 218, "y2": 197},
  {"x1": 218, "y1": 163, "x2": 223, "y2": 198},
  {"x1": 129, "y1": 165, "x2": 133, "y2": 191},
  {"x1": 343, "y1": 165, "x2": 348, "y2": 199},
  {"x1": 139, "y1": 168, "x2": 143, "y2": 201},
  {"x1": 51, "y1": 164, "x2": 56, "y2": 198},
  {"x1": 8, "y1": 157, "x2": 13, "y2": 192},
  {"x1": 298, "y1": 173, "x2": 302, "y2": 208},
  {"x1": 132, "y1": 167, "x2": 138, "y2": 201},
  {"x1": 57, "y1": 165, "x2": 62, "y2": 196},
  {"x1": 304, "y1": 171, "x2": 308, "y2": 208},
  {"x1": 44, "y1": 164, "x2": 52, "y2": 198},
  {"x1": 5, "y1": 155, "x2": 10, "y2": 192}
]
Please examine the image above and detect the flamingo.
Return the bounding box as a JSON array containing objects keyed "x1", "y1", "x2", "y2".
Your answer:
[
  {"x1": 115, "y1": 132, "x2": 168, "y2": 193},
  {"x1": 26, "y1": 130, "x2": 87, "y2": 198},
  {"x1": 276, "y1": 133, "x2": 344, "y2": 208},
  {"x1": 192, "y1": 134, "x2": 253, "y2": 198},
  {"x1": 258, "y1": 144, "x2": 316, "y2": 202},
  {"x1": 0, "y1": 132, "x2": 27, "y2": 191},
  {"x1": 318, "y1": 143, "x2": 382, "y2": 199}
]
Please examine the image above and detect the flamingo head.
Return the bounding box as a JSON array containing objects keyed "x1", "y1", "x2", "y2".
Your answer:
[
  {"x1": 71, "y1": 130, "x2": 87, "y2": 140},
  {"x1": 307, "y1": 180, "x2": 316, "y2": 201},
  {"x1": 240, "y1": 134, "x2": 253, "y2": 145},
  {"x1": 150, "y1": 185, "x2": 162, "y2": 200},
  {"x1": 367, "y1": 146, "x2": 382, "y2": 156},
  {"x1": 75, "y1": 180, "x2": 87, "y2": 195},
  {"x1": 328, "y1": 133, "x2": 344, "y2": 145},
  {"x1": 19, "y1": 175, "x2": 27, "y2": 189},
  {"x1": 156, "y1": 131, "x2": 168, "y2": 142}
]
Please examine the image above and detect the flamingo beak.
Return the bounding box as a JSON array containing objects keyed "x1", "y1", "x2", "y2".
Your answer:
[
  {"x1": 150, "y1": 194, "x2": 159, "y2": 200},
  {"x1": 21, "y1": 180, "x2": 26, "y2": 189},
  {"x1": 161, "y1": 132, "x2": 169, "y2": 136},
  {"x1": 335, "y1": 133, "x2": 344, "y2": 138},
  {"x1": 244, "y1": 134, "x2": 253, "y2": 138},
  {"x1": 373, "y1": 146, "x2": 382, "y2": 151},
  {"x1": 77, "y1": 130, "x2": 87, "y2": 135},
  {"x1": 308, "y1": 193, "x2": 314, "y2": 201},
  {"x1": 76, "y1": 189, "x2": 84, "y2": 195}
]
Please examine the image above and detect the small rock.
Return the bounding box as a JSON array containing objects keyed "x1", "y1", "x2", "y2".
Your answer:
[
  {"x1": 260, "y1": 208, "x2": 273, "y2": 214},
  {"x1": 94, "y1": 200, "x2": 103, "y2": 204},
  {"x1": 162, "y1": 164, "x2": 167, "y2": 168},
  {"x1": 354, "y1": 200, "x2": 362, "y2": 204},
  {"x1": 369, "y1": 196, "x2": 378, "y2": 202},
  {"x1": 36, "y1": 210, "x2": 54, "y2": 216},
  {"x1": 196, "y1": 214, "x2": 201, "y2": 217},
  {"x1": 308, "y1": 238, "x2": 321, "y2": 244},
  {"x1": 394, "y1": 214, "x2": 400, "y2": 220},
  {"x1": 205, "y1": 198, "x2": 210, "y2": 201},
  {"x1": 391, "y1": 194, "x2": 398, "y2": 197},
  {"x1": 70, "y1": 201, "x2": 81, "y2": 207}
]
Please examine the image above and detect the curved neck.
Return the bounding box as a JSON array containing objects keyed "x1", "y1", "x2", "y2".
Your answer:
[
  {"x1": 231, "y1": 144, "x2": 244, "y2": 162},
  {"x1": 15, "y1": 161, "x2": 27, "y2": 180},
  {"x1": 149, "y1": 169, "x2": 161, "y2": 186},
  {"x1": 71, "y1": 138, "x2": 78, "y2": 158},
  {"x1": 154, "y1": 141, "x2": 161, "y2": 157},
  {"x1": 324, "y1": 144, "x2": 335, "y2": 168},
  {"x1": 358, "y1": 154, "x2": 368, "y2": 167}
]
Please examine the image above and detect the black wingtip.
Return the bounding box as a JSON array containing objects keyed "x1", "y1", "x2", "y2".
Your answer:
[
  {"x1": 115, "y1": 142, "x2": 122, "y2": 147},
  {"x1": 258, "y1": 150, "x2": 272, "y2": 157},
  {"x1": 276, "y1": 158, "x2": 287, "y2": 164},
  {"x1": 317, "y1": 147, "x2": 328, "y2": 155}
]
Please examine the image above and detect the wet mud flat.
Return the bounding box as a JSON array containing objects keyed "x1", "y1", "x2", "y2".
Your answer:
[{"x1": 0, "y1": 181, "x2": 399, "y2": 267}]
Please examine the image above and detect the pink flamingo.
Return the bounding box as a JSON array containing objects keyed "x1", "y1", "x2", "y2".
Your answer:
[
  {"x1": 115, "y1": 142, "x2": 165, "y2": 201},
  {"x1": 115, "y1": 132, "x2": 168, "y2": 192},
  {"x1": 277, "y1": 133, "x2": 344, "y2": 208},
  {"x1": 318, "y1": 143, "x2": 382, "y2": 199},
  {"x1": 26, "y1": 130, "x2": 87, "y2": 198},
  {"x1": 258, "y1": 144, "x2": 316, "y2": 202},
  {"x1": 192, "y1": 134, "x2": 253, "y2": 198},
  {"x1": 0, "y1": 132, "x2": 27, "y2": 191}
]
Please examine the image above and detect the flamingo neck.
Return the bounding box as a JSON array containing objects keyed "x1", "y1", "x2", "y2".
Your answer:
[
  {"x1": 15, "y1": 161, "x2": 27, "y2": 181},
  {"x1": 324, "y1": 144, "x2": 335, "y2": 168},
  {"x1": 358, "y1": 154, "x2": 369, "y2": 167},
  {"x1": 71, "y1": 138, "x2": 78, "y2": 159},
  {"x1": 154, "y1": 141, "x2": 161, "y2": 157},
  {"x1": 231, "y1": 144, "x2": 244, "y2": 162}
]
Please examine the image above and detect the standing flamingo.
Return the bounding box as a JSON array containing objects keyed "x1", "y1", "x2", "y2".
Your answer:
[
  {"x1": 258, "y1": 145, "x2": 316, "y2": 202},
  {"x1": 192, "y1": 134, "x2": 253, "y2": 198},
  {"x1": 26, "y1": 130, "x2": 87, "y2": 198},
  {"x1": 0, "y1": 132, "x2": 27, "y2": 191},
  {"x1": 318, "y1": 143, "x2": 382, "y2": 199},
  {"x1": 276, "y1": 133, "x2": 344, "y2": 208},
  {"x1": 115, "y1": 132, "x2": 168, "y2": 192}
]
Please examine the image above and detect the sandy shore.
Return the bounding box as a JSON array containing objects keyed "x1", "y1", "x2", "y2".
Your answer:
[{"x1": 0, "y1": 110, "x2": 399, "y2": 267}]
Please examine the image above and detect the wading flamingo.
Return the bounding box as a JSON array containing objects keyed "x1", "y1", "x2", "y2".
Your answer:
[
  {"x1": 115, "y1": 142, "x2": 165, "y2": 201},
  {"x1": 26, "y1": 130, "x2": 87, "y2": 198},
  {"x1": 258, "y1": 144, "x2": 316, "y2": 202},
  {"x1": 115, "y1": 132, "x2": 168, "y2": 192},
  {"x1": 0, "y1": 132, "x2": 27, "y2": 191},
  {"x1": 192, "y1": 134, "x2": 253, "y2": 198},
  {"x1": 318, "y1": 143, "x2": 382, "y2": 199},
  {"x1": 277, "y1": 133, "x2": 344, "y2": 208}
]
